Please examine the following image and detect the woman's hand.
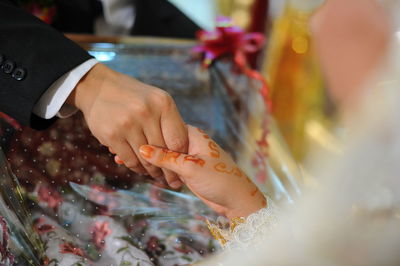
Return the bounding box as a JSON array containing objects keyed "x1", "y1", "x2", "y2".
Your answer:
[{"x1": 139, "y1": 125, "x2": 266, "y2": 219}]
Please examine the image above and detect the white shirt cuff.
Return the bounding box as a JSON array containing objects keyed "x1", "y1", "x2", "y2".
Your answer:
[{"x1": 33, "y1": 58, "x2": 99, "y2": 119}]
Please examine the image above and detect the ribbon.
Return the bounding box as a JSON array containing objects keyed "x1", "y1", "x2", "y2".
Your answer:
[
  {"x1": 193, "y1": 16, "x2": 271, "y2": 184},
  {"x1": 0, "y1": 112, "x2": 21, "y2": 130},
  {"x1": 193, "y1": 16, "x2": 272, "y2": 112}
]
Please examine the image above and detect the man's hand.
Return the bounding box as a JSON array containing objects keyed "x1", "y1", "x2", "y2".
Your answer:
[{"x1": 67, "y1": 63, "x2": 188, "y2": 188}]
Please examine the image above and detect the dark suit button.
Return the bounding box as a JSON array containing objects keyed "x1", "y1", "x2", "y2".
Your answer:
[
  {"x1": 12, "y1": 68, "x2": 26, "y2": 81},
  {"x1": 2, "y1": 60, "x2": 15, "y2": 74},
  {"x1": 0, "y1": 54, "x2": 3, "y2": 65}
]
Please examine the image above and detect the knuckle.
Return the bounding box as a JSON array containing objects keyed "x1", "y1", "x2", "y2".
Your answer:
[
  {"x1": 125, "y1": 159, "x2": 140, "y2": 169},
  {"x1": 149, "y1": 170, "x2": 161, "y2": 178},
  {"x1": 103, "y1": 128, "x2": 117, "y2": 141},
  {"x1": 116, "y1": 115, "x2": 133, "y2": 129},
  {"x1": 143, "y1": 161, "x2": 155, "y2": 169},
  {"x1": 152, "y1": 150, "x2": 166, "y2": 164},
  {"x1": 150, "y1": 90, "x2": 173, "y2": 109},
  {"x1": 168, "y1": 137, "x2": 188, "y2": 152},
  {"x1": 96, "y1": 137, "x2": 108, "y2": 147},
  {"x1": 165, "y1": 173, "x2": 178, "y2": 183},
  {"x1": 164, "y1": 169, "x2": 176, "y2": 177},
  {"x1": 132, "y1": 102, "x2": 150, "y2": 117},
  {"x1": 129, "y1": 167, "x2": 145, "y2": 174},
  {"x1": 145, "y1": 164, "x2": 161, "y2": 174}
]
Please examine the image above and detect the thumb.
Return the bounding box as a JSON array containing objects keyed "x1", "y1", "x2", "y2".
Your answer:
[{"x1": 139, "y1": 145, "x2": 206, "y2": 178}]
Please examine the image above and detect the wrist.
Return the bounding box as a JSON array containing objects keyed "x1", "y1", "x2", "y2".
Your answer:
[
  {"x1": 66, "y1": 63, "x2": 111, "y2": 115},
  {"x1": 225, "y1": 195, "x2": 266, "y2": 220}
]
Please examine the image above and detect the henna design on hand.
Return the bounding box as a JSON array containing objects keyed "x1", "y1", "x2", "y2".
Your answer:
[
  {"x1": 214, "y1": 162, "x2": 242, "y2": 177},
  {"x1": 233, "y1": 167, "x2": 244, "y2": 178},
  {"x1": 214, "y1": 162, "x2": 231, "y2": 174},
  {"x1": 160, "y1": 149, "x2": 181, "y2": 163},
  {"x1": 140, "y1": 146, "x2": 154, "y2": 159},
  {"x1": 261, "y1": 198, "x2": 267, "y2": 207},
  {"x1": 250, "y1": 188, "x2": 259, "y2": 197},
  {"x1": 184, "y1": 155, "x2": 206, "y2": 167},
  {"x1": 208, "y1": 141, "x2": 220, "y2": 158},
  {"x1": 197, "y1": 128, "x2": 206, "y2": 134},
  {"x1": 197, "y1": 127, "x2": 212, "y2": 139}
]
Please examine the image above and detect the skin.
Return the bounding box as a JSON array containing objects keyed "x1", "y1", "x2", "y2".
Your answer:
[
  {"x1": 208, "y1": 141, "x2": 220, "y2": 158},
  {"x1": 310, "y1": 0, "x2": 390, "y2": 110},
  {"x1": 64, "y1": 0, "x2": 390, "y2": 219},
  {"x1": 139, "y1": 125, "x2": 266, "y2": 219},
  {"x1": 67, "y1": 63, "x2": 188, "y2": 188},
  {"x1": 138, "y1": 0, "x2": 392, "y2": 219}
]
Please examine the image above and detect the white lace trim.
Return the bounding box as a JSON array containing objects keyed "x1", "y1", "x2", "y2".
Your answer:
[{"x1": 225, "y1": 198, "x2": 279, "y2": 250}]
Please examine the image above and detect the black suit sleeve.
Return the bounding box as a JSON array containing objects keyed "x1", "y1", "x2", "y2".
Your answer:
[{"x1": 0, "y1": 0, "x2": 92, "y2": 129}]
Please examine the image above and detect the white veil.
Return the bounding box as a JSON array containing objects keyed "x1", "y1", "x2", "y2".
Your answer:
[{"x1": 203, "y1": 0, "x2": 400, "y2": 264}]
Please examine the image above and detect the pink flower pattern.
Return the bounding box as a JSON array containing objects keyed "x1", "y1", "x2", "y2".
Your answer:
[
  {"x1": 91, "y1": 221, "x2": 112, "y2": 250},
  {"x1": 33, "y1": 218, "x2": 55, "y2": 235},
  {"x1": 59, "y1": 242, "x2": 86, "y2": 257},
  {"x1": 37, "y1": 185, "x2": 63, "y2": 211},
  {"x1": 0, "y1": 217, "x2": 14, "y2": 265}
]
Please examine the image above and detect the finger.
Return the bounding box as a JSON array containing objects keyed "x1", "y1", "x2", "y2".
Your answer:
[
  {"x1": 139, "y1": 145, "x2": 207, "y2": 181},
  {"x1": 187, "y1": 125, "x2": 223, "y2": 159},
  {"x1": 111, "y1": 141, "x2": 147, "y2": 174},
  {"x1": 114, "y1": 155, "x2": 123, "y2": 164},
  {"x1": 115, "y1": 155, "x2": 148, "y2": 173},
  {"x1": 115, "y1": 155, "x2": 147, "y2": 174},
  {"x1": 127, "y1": 132, "x2": 163, "y2": 179},
  {"x1": 144, "y1": 122, "x2": 183, "y2": 188},
  {"x1": 187, "y1": 125, "x2": 214, "y2": 153},
  {"x1": 161, "y1": 102, "x2": 188, "y2": 153}
]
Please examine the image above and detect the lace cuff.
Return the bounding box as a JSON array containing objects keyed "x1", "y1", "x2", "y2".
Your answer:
[{"x1": 207, "y1": 197, "x2": 278, "y2": 250}]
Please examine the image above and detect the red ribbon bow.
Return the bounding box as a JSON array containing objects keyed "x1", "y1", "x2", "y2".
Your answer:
[{"x1": 193, "y1": 16, "x2": 271, "y2": 112}]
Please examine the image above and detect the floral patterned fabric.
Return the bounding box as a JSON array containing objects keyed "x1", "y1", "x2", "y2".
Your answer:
[
  {"x1": 1, "y1": 113, "x2": 219, "y2": 265},
  {"x1": 0, "y1": 216, "x2": 14, "y2": 265}
]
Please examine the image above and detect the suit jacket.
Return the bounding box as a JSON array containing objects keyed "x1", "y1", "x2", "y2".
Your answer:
[
  {"x1": 0, "y1": 0, "x2": 92, "y2": 129},
  {"x1": 0, "y1": 0, "x2": 199, "y2": 130}
]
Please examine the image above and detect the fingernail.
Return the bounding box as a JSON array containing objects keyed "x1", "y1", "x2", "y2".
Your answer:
[
  {"x1": 139, "y1": 145, "x2": 154, "y2": 159},
  {"x1": 114, "y1": 156, "x2": 124, "y2": 165}
]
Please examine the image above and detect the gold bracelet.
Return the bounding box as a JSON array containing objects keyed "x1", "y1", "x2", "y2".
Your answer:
[{"x1": 206, "y1": 216, "x2": 246, "y2": 247}]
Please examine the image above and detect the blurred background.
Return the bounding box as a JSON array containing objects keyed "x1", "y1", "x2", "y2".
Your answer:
[
  {"x1": 24, "y1": 0, "x2": 336, "y2": 167},
  {"x1": 0, "y1": 0, "x2": 348, "y2": 264}
]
